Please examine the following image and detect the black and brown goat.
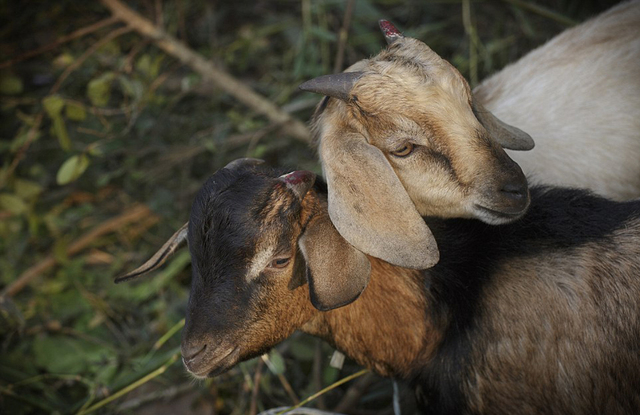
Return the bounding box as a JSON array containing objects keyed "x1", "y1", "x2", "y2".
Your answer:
[{"x1": 120, "y1": 159, "x2": 640, "y2": 415}]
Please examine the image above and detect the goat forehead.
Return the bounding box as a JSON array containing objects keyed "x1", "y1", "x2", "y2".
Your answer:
[{"x1": 189, "y1": 180, "x2": 298, "y2": 282}]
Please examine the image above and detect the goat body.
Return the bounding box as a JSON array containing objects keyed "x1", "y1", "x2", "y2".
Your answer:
[
  {"x1": 132, "y1": 162, "x2": 640, "y2": 414},
  {"x1": 475, "y1": 0, "x2": 640, "y2": 200}
]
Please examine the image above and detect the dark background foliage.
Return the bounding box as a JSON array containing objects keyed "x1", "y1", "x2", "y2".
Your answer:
[{"x1": 0, "y1": 0, "x2": 623, "y2": 413}]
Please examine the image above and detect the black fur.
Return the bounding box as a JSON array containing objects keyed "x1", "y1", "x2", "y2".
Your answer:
[{"x1": 413, "y1": 187, "x2": 640, "y2": 413}]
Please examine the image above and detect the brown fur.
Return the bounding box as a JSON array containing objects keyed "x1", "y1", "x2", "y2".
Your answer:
[{"x1": 303, "y1": 256, "x2": 438, "y2": 378}]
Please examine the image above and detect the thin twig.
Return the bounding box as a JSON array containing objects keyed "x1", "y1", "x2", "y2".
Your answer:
[
  {"x1": 250, "y1": 358, "x2": 266, "y2": 415},
  {"x1": 116, "y1": 383, "x2": 193, "y2": 411},
  {"x1": 333, "y1": 0, "x2": 356, "y2": 74},
  {"x1": 0, "y1": 16, "x2": 119, "y2": 69},
  {"x1": 261, "y1": 355, "x2": 300, "y2": 405},
  {"x1": 275, "y1": 370, "x2": 369, "y2": 415},
  {"x1": 75, "y1": 352, "x2": 180, "y2": 415},
  {"x1": 99, "y1": 0, "x2": 311, "y2": 142},
  {"x1": 0, "y1": 112, "x2": 44, "y2": 190},
  {"x1": 462, "y1": 0, "x2": 478, "y2": 87},
  {"x1": 497, "y1": 0, "x2": 577, "y2": 26},
  {"x1": 50, "y1": 25, "x2": 133, "y2": 94},
  {"x1": 312, "y1": 340, "x2": 326, "y2": 409},
  {"x1": 333, "y1": 372, "x2": 378, "y2": 413},
  {"x1": 2, "y1": 204, "x2": 154, "y2": 297}
]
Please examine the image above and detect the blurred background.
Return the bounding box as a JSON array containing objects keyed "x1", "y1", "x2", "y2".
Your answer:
[{"x1": 0, "y1": 0, "x2": 624, "y2": 413}]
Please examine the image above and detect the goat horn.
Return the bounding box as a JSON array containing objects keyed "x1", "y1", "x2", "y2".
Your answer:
[
  {"x1": 379, "y1": 20, "x2": 404, "y2": 45},
  {"x1": 114, "y1": 222, "x2": 189, "y2": 283},
  {"x1": 224, "y1": 158, "x2": 264, "y2": 171},
  {"x1": 278, "y1": 170, "x2": 316, "y2": 200},
  {"x1": 299, "y1": 72, "x2": 365, "y2": 101}
]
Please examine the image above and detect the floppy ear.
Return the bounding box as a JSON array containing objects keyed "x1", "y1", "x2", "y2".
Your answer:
[
  {"x1": 319, "y1": 128, "x2": 439, "y2": 269},
  {"x1": 298, "y1": 212, "x2": 371, "y2": 311},
  {"x1": 115, "y1": 222, "x2": 188, "y2": 283},
  {"x1": 473, "y1": 100, "x2": 535, "y2": 151}
]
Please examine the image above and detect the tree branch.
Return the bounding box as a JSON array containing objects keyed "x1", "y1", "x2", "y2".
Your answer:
[
  {"x1": 0, "y1": 16, "x2": 119, "y2": 70},
  {"x1": 99, "y1": 0, "x2": 311, "y2": 143},
  {"x1": 2, "y1": 204, "x2": 155, "y2": 297}
]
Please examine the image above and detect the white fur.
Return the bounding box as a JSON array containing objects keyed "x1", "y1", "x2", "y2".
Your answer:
[{"x1": 474, "y1": 0, "x2": 640, "y2": 200}]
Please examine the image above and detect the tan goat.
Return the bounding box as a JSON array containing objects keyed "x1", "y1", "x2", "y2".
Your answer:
[{"x1": 300, "y1": 2, "x2": 640, "y2": 268}]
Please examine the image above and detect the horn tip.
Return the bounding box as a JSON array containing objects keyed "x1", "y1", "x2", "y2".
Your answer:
[{"x1": 378, "y1": 19, "x2": 403, "y2": 40}]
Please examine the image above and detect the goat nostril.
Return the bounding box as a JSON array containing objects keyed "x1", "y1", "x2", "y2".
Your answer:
[
  {"x1": 182, "y1": 343, "x2": 207, "y2": 363},
  {"x1": 500, "y1": 182, "x2": 527, "y2": 200}
]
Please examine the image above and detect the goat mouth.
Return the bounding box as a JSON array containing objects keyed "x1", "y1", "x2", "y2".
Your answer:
[
  {"x1": 184, "y1": 346, "x2": 240, "y2": 379},
  {"x1": 473, "y1": 204, "x2": 527, "y2": 225}
]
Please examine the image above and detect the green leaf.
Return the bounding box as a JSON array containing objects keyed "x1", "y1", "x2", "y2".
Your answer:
[
  {"x1": 87, "y1": 72, "x2": 115, "y2": 107},
  {"x1": 0, "y1": 193, "x2": 28, "y2": 214},
  {"x1": 136, "y1": 54, "x2": 151, "y2": 76},
  {"x1": 52, "y1": 116, "x2": 71, "y2": 151},
  {"x1": 32, "y1": 335, "x2": 110, "y2": 374},
  {"x1": 65, "y1": 101, "x2": 86, "y2": 121},
  {"x1": 14, "y1": 179, "x2": 43, "y2": 200},
  {"x1": 42, "y1": 95, "x2": 65, "y2": 117},
  {"x1": 10, "y1": 127, "x2": 40, "y2": 152},
  {"x1": 53, "y1": 237, "x2": 69, "y2": 264},
  {"x1": 0, "y1": 74, "x2": 23, "y2": 95},
  {"x1": 56, "y1": 154, "x2": 90, "y2": 185},
  {"x1": 53, "y1": 52, "x2": 75, "y2": 68},
  {"x1": 265, "y1": 349, "x2": 285, "y2": 375},
  {"x1": 118, "y1": 75, "x2": 144, "y2": 101}
]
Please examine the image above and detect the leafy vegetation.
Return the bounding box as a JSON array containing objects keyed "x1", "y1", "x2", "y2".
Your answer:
[{"x1": 0, "y1": 0, "x2": 620, "y2": 413}]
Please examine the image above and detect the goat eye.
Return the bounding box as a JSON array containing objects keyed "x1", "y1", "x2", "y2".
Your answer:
[
  {"x1": 391, "y1": 143, "x2": 414, "y2": 157},
  {"x1": 268, "y1": 257, "x2": 291, "y2": 269}
]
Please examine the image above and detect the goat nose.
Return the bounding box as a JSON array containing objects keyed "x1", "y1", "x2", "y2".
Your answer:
[
  {"x1": 496, "y1": 177, "x2": 530, "y2": 214},
  {"x1": 181, "y1": 342, "x2": 207, "y2": 365},
  {"x1": 500, "y1": 181, "x2": 528, "y2": 201}
]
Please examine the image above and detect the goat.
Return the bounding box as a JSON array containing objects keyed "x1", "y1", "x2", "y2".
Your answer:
[
  {"x1": 475, "y1": 0, "x2": 640, "y2": 201},
  {"x1": 299, "y1": 4, "x2": 640, "y2": 268},
  {"x1": 119, "y1": 158, "x2": 640, "y2": 415}
]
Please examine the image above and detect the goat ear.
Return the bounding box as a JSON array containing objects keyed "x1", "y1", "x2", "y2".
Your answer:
[
  {"x1": 299, "y1": 213, "x2": 371, "y2": 311},
  {"x1": 278, "y1": 170, "x2": 316, "y2": 200},
  {"x1": 473, "y1": 101, "x2": 535, "y2": 151},
  {"x1": 320, "y1": 130, "x2": 439, "y2": 269},
  {"x1": 115, "y1": 222, "x2": 189, "y2": 283}
]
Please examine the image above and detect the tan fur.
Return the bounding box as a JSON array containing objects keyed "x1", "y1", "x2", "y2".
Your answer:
[
  {"x1": 299, "y1": 210, "x2": 371, "y2": 310},
  {"x1": 475, "y1": 0, "x2": 640, "y2": 200},
  {"x1": 311, "y1": 36, "x2": 530, "y2": 229}
]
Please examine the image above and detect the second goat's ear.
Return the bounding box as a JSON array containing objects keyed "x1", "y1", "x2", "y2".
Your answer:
[
  {"x1": 473, "y1": 100, "x2": 535, "y2": 151},
  {"x1": 319, "y1": 128, "x2": 439, "y2": 269},
  {"x1": 299, "y1": 213, "x2": 371, "y2": 311}
]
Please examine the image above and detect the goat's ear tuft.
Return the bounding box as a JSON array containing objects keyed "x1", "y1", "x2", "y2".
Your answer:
[
  {"x1": 320, "y1": 129, "x2": 440, "y2": 269},
  {"x1": 278, "y1": 170, "x2": 316, "y2": 200},
  {"x1": 299, "y1": 213, "x2": 371, "y2": 311},
  {"x1": 473, "y1": 101, "x2": 535, "y2": 151},
  {"x1": 115, "y1": 222, "x2": 189, "y2": 283},
  {"x1": 379, "y1": 20, "x2": 405, "y2": 45},
  {"x1": 299, "y1": 72, "x2": 365, "y2": 102}
]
